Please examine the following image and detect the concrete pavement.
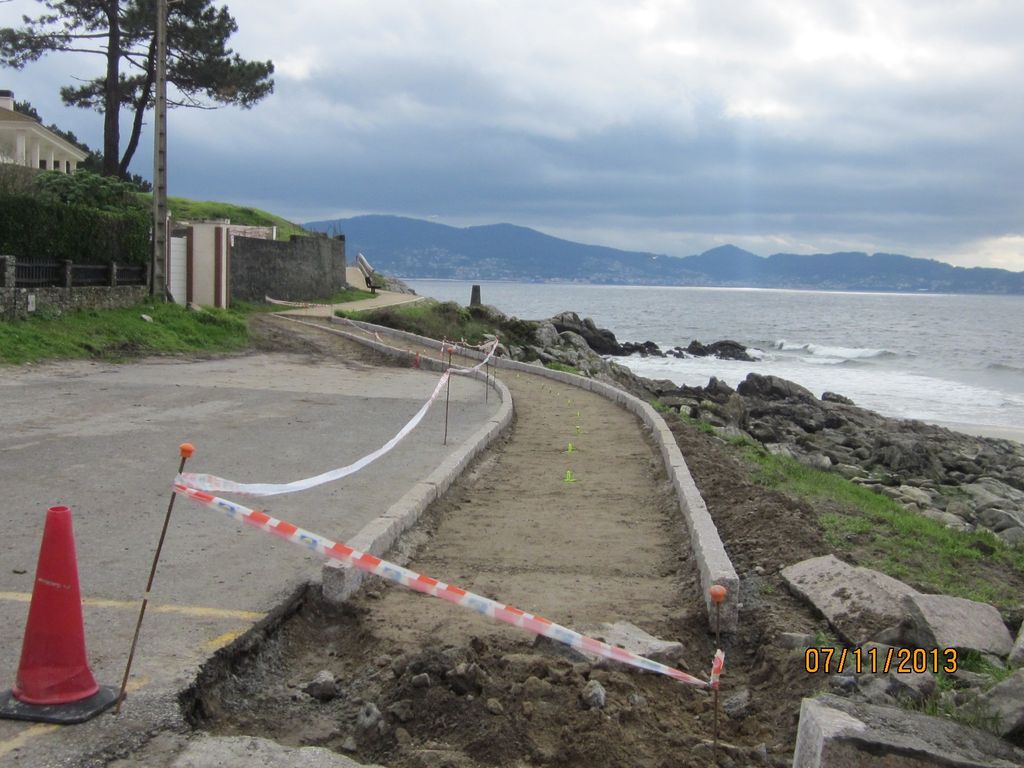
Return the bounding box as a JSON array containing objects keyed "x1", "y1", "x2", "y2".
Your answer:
[
  {"x1": 0, "y1": 349, "x2": 500, "y2": 766},
  {"x1": 267, "y1": 268, "x2": 426, "y2": 318}
]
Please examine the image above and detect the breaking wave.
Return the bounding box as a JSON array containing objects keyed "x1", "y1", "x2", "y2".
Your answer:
[{"x1": 774, "y1": 340, "x2": 897, "y2": 361}]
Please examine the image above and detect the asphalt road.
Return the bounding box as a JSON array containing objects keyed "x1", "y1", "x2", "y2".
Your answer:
[{"x1": 0, "y1": 350, "x2": 499, "y2": 766}]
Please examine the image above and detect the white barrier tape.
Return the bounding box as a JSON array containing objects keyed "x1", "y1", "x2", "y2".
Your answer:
[
  {"x1": 265, "y1": 296, "x2": 334, "y2": 309},
  {"x1": 179, "y1": 372, "x2": 451, "y2": 497},
  {"x1": 174, "y1": 483, "x2": 719, "y2": 689},
  {"x1": 178, "y1": 340, "x2": 500, "y2": 498},
  {"x1": 458, "y1": 337, "x2": 497, "y2": 352}
]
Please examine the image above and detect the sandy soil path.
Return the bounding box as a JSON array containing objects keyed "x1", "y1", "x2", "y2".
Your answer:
[
  {"x1": 365, "y1": 365, "x2": 699, "y2": 647},
  {"x1": 190, "y1": 320, "x2": 751, "y2": 768}
]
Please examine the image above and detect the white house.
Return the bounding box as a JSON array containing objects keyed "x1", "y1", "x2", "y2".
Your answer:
[{"x1": 0, "y1": 90, "x2": 88, "y2": 172}]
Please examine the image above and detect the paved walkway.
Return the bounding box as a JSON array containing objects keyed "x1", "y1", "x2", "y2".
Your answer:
[
  {"x1": 0, "y1": 329, "x2": 499, "y2": 767},
  {"x1": 269, "y1": 268, "x2": 426, "y2": 318}
]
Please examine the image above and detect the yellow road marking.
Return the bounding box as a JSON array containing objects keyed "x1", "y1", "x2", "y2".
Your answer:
[
  {"x1": 0, "y1": 593, "x2": 263, "y2": 622},
  {"x1": 0, "y1": 678, "x2": 150, "y2": 757},
  {"x1": 0, "y1": 723, "x2": 60, "y2": 759},
  {"x1": 204, "y1": 629, "x2": 245, "y2": 651}
]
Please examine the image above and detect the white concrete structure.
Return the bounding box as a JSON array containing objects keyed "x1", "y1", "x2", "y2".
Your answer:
[
  {"x1": 0, "y1": 90, "x2": 88, "y2": 172},
  {"x1": 166, "y1": 220, "x2": 276, "y2": 307}
]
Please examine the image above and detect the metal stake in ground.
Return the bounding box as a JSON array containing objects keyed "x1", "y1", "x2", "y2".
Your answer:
[
  {"x1": 443, "y1": 347, "x2": 453, "y2": 446},
  {"x1": 114, "y1": 442, "x2": 194, "y2": 714},
  {"x1": 709, "y1": 585, "x2": 728, "y2": 746}
]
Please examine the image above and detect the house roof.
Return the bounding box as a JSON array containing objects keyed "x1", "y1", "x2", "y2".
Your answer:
[
  {"x1": 0, "y1": 109, "x2": 41, "y2": 126},
  {"x1": 0, "y1": 107, "x2": 90, "y2": 161}
]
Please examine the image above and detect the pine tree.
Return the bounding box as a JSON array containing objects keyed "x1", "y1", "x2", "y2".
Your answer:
[{"x1": 1, "y1": 0, "x2": 274, "y2": 177}]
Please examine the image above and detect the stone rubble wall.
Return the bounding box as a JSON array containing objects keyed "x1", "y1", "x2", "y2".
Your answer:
[
  {"x1": 0, "y1": 255, "x2": 150, "y2": 319},
  {"x1": 230, "y1": 235, "x2": 347, "y2": 303}
]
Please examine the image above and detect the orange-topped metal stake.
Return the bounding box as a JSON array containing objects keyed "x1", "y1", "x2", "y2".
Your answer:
[
  {"x1": 115, "y1": 442, "x2": 196, "y2": 714},
  {"x1": 709, "y1": 584, "x2": 728, "y2": 748}
]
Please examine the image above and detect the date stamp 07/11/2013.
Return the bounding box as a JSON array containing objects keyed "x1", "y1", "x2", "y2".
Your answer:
[{"x1": 804, "y1": 646, "x2": 958, "y2": 675}]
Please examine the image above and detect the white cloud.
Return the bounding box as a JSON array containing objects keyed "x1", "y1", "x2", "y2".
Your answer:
[
  {"x1": 2, "y1": 0, "x2": 1024, "y2": 270},
  {"x1": 943, "y1": 235, "x2": 1024, "y2": 271}
]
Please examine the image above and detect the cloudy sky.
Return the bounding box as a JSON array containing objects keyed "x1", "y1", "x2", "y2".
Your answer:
[{"x1": 2, "y1": 1, "x2": 1023, "y2": 269}]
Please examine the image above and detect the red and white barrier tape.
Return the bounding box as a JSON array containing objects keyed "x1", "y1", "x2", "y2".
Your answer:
[
  {"x1": 174, "y1": 483, "x2": 720, "y2": 689},
  {"x1": 709, "y1": 648, "x2": 725, "y2": 690},
  {"x1": 178, "y1": 341, "x2": 500, "y2": 497}
]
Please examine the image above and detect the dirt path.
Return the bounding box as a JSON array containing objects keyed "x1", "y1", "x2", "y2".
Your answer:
[{"x1": 187, "y1": 320, "x2": 791, "y2": 767}]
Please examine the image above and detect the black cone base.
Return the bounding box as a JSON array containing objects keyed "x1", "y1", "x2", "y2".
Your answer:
[{"x1": 0, "y1": 685, "x2": 118, "y2": 724}]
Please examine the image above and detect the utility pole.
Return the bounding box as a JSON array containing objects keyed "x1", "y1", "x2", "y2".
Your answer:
[{"x1": 151, "y1": 0, "x2": 168, "y2": 298}]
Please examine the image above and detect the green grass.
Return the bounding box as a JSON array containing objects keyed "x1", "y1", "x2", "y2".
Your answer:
[
  {"x1": 677, "y1": 411, "x2": 717, "y2": 435},
  {"x1": 544, "y1": 361, "x2": 581, "y2": 375},
  {"x1": 914, "y1": 690, "x2": 1003, "y2": 733},
  {"x1": 326, "y1": 287, "x2": 376, "y2": 304},
  {"x1": 739, "y1": 442, "x2": 1024, "y2": 607},
  {"x1": 165, "y1": 197, "x2": 309, "y2": 241},
  {"x1": 228, "y1": 299, "x2": 286, "y2": 314},
  {"x1": 957, "y1": 650, "x2": 1016, "y2": 683},
  {"x1": 339, "y1": 300, "x2": 541, "y2": 354},
  {"x1": 0, "y1": 302, "x2": 250, "y2": 364},
  {"x1": 341, "y1": 300, "x2": 494, "y2": 345}
]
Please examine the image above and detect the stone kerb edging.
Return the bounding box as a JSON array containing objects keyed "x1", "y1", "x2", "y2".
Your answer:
[
  {"x1": 273, "y1": 315, "x2": 514, "y2": 604},
  {"x1": 327, "y1": 316, "x2": 740, "y2": 633}
]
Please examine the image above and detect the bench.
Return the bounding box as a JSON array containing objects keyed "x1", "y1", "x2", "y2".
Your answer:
[
  {"x1": 356, "y1": 253, "x2": 385, "y2": 294},
  {"x1": 360, "y1": 266, "x2": 385, "y2": 294}
]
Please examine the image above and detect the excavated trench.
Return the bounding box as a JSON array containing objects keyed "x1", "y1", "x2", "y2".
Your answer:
[{"x1": 178, "y1": 322, "x2": 825, "y2": 767}]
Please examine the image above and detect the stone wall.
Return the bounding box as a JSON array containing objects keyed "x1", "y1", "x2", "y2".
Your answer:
[
  {"x1": 229, "y1": 234, "x2": 347, "y2": 302},
  {"x1": 0, "y1": 255, "x2": 149, "y2": 319}
]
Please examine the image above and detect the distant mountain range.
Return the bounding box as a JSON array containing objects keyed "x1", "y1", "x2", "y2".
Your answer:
[{"x1": 303, "y1": 215, "x2": 1024, "y2": 294}]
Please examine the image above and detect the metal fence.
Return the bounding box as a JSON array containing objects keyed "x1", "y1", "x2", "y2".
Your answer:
[
  {"x1": 71, "y1": 264, "x2": 109, "y2": 286},
  {"x1": 14, "y1": 261, "x2": 62, "y2": 287},
  {"x1": 116, "y1": 264, "x2": 148, "y2": 286},
  {"x1": 13, "y1": 260, "x2": 148, "y2": 288}
]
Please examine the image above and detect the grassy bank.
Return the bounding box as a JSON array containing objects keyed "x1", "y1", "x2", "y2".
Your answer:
[
  {"x1": 729, "y1": 433, "x2": 1024, "y2": 608},
  {"x1": 0, "y1": 302, "x2": 250, "y2": 364},
  {"x1": 341, "y1": 300, "x2": 537, "y2": 348},
  {"x1": 166, "y1": 198, "x2": 308, "y2": 241}
]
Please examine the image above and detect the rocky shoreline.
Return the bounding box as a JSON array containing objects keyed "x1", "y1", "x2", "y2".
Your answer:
[{"x1": 486, "y1": 308, "x2": 1024, "y2": 544}]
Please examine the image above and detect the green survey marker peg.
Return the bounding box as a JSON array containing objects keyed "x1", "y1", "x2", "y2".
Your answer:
[{"x1": 564, "y1": 469, "x2": 576, "y2": 483}]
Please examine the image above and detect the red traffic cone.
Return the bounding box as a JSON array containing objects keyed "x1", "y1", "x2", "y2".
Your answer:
[{"x1": 0, "y1": 506, "x2": 117, "y2": 724}]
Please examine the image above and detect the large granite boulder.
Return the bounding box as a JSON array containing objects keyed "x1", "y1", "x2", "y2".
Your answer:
[
  {"x1": 902, "y1": 593, "x2": 1013, "y2": 657},
  {"x1": 549, "y1": 311, "x2": 622, "y2": 355},
  {"x1": 781, "y1": 555, "x2": 918, "y2": 645},
  {"x1": 1010, "y1": 623, "x2": 1024, "y2": 666},
  {"x1": 533, "y1": 321, "x2": 561, "y2": 348},
  {"x1": 793, "y1": 694, "x2": 1024, "y2": 767},
  {"x1": 737, "y1": 372, "x2": 816, "y2": 402},
  {"x1": 977, "y1": 670, "x2": 1024, "y2": 742},
  {"x1": 684, "y1": 339, "x2": 754, "y2": 361}
]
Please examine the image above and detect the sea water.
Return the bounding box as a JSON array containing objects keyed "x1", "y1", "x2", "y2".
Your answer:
[{"x1": 404, "y1": 280, "x2": 1024, "y2": 432}]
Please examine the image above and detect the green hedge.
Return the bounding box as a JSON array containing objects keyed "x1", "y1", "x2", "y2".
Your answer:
[{"x1": 0, "y1": 194, "x2": 150, "y2": 265}]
